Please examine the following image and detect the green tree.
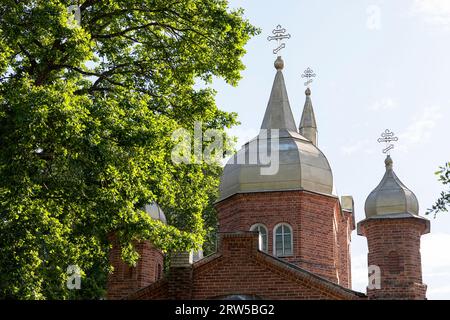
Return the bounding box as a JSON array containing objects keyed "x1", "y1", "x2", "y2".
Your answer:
[
  {"x1": 427, "y1": 162, "x2": 450, "y2": 216},
  {"x1": 0, "y1": 0, "x2": 258, "y2": 299}
]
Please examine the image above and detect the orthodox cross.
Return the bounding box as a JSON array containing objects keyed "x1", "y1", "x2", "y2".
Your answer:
[
  {"x1": 377, "y1": 129, "x2": 398, "y2": 154},
  {"x1": 301, "y1": 67, "x2": 316, "y2": 87},
  {"x1": 267, "y1": 25, "x2": 291, "y2": 55}
]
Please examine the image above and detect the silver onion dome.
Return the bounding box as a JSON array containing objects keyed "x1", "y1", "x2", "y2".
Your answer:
[
  {"x1": 364, "y1": 155, "x2": 419, "y2": 218},
  {"x1": 218, "y1": 57, "x2": 333, "y2": 202}
]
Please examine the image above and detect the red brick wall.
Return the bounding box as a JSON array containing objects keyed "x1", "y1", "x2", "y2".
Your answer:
[
  {"x1": 215, "y1": 191, "x2": 353, "y2": 288},
  {"x1": 129, "y1": 233, "x2": 364, "y2": 300},
  {"x1": 107, "y1": 235, "x2": 164, "y2": 300},
  {"x1": 337, "y1": 210, "x2": 353, "y2": 288},
  {"x1": 167, "y1": 266, "x2": 193, "y2": 300},
  {"x1": 129, "y1": 279, "x2": 169, "y2": 299},
  {"x1": 358, "y1": 217, "x2": 429, "y2": 300},
  {"x1": 194, "y1": 233, "x2": 361, "y2": 299}
]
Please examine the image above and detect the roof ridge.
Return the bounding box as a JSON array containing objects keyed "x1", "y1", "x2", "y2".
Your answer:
[{"x1": 255, "y1": 251, "x2": 366, "y2": 298}]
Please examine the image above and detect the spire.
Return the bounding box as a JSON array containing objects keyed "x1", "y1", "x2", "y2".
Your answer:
[
  {"x1": 299, "y1": 87, "x2": 318, "y2": 145},
  {"x1": 260, "y1": 56, "x2": 297, "y2": 132}
]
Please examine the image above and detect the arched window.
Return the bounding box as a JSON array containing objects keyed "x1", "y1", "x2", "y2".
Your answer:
[
  {"x1": 273, "y1": 223, "x2": 293, "y2": 257},
  {"x1": 124, "y1": 265, "x2": 134, "y2": 279},
  {"x1": 250, "y1": 224, "x2": 268, "y2": 253}
]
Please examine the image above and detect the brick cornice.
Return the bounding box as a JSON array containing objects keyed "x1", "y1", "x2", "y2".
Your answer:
[{"x1": 215, "y1": 189, "x2": 340, "y2": 206}]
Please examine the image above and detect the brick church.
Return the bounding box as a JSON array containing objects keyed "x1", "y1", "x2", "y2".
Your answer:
[{"x1": 106, "y1": 54, "x2": 431, "y2": 300}]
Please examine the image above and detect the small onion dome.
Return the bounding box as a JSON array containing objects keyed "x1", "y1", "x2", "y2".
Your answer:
[
  {"x1": 364, "y1": 156, "x2": 419, "y2": 218},
  {"x1": 144, "y1": 202, "x2": 167, "y2": 224}
]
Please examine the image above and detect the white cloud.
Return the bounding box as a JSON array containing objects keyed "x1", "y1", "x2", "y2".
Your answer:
[
  {"x1": 411, "y1": 0, "x2": 450, "y2": 27},
  {"x1": 422, "y1": 233, "x2": 450, "y2": 270},
  {"x1": 341, "y1": 140, "x2": 368, "y2": 156},
  {"x1": 351, "y1": 232, "x2": 450, "y2": 299},
  {"x1": 427, "y1": 285, "x2": 450, "y2": 297},
  {"x1": 340, "y1": 139, "x2": 376, "y2": 156},
  {"x1": 351, "y1": 253, "x2": 368, "y2": 292},
  {"x1": 368, "y1": 98, "x2": 397, "y2": 111},
  {"x1": 351, "y1": 121, "x2": 370, "y2": 129},
  {"x1": 398, "y1": 106, "x2": 442, "y2": 151},
  {"x1": 422, "y1": 233, "x2": 450, "y2": 299}
]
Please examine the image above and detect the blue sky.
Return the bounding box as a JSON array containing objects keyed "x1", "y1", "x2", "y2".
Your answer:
[{"x1": 211, "y1": 0, "x2": 450, "y2": 299}]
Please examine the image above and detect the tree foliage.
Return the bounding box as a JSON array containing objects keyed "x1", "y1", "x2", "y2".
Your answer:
[
  {"x1": 427, "y1": 162, "x2": 450, "y2": 216},
  {"x1": 0, "y1": 0, "x2": 258, "y2": 299}
]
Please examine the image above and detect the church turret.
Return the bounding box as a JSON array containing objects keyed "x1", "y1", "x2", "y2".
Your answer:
[
  {"x1": 107, "y1": 203, "x2": 166, "y2": 299},
  {"x1": 299, "y1": 87, "x2": 318, "y2": 145},
  {"x1": 358, "y1": 153, "x2": 430, "y2": 299}
]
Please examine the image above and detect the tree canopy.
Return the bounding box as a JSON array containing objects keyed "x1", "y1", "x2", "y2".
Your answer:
[{"x1": 0, "y1": 0, "x2": 258, "y2": 299}]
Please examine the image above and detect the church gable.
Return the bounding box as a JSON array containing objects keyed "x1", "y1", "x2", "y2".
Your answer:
[
  {"x1": 128, "y1": 232, "x2": 365, "y2": 300},
  {"x1": 128, "y1": 278, "x2": 169, "y2": 300},
  {"x1": 191, "y1": 233, "x2": 364, "y2": 300}
]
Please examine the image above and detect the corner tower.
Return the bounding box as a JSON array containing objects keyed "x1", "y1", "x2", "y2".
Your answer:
[
  {"x1": 215, "y1": 37, "x2": 355, "y2": 288},
  {"x1": 107, "y1": 203, "x2": 166, "y2": 299},
  {"x1": 358, "y1": 156, "x2": 430, "y2": 299}
]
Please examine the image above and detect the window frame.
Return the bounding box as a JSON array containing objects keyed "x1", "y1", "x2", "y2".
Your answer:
[
  {"x1": 250, "y1": 223, "x2": 269, "y2": 253},
  {"x1": 273, "y1": 223, "x2": 293, "y2": 257}
]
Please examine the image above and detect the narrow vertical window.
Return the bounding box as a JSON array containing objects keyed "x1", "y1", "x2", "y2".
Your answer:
[
  {"x1": 157, "y1": 263, "x2": 162, "y2": 279},
  {"x1": 124, "y1": 265, "x2": 134, "y2": 279}
]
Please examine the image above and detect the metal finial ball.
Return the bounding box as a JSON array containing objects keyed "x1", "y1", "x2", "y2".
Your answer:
[
  {"x1": 305, "y1": 87, "x2": 311, "y2": 96},
  {"x1": 385, "y1": 155, "x2": 393, "y2": 168},
  {"x1": 274, "y1": 56, "x2": 284, "y2": 70}
]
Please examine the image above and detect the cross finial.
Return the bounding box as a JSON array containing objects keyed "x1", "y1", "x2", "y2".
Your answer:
[
  {"x1": 267, "y1": 25, "x2": 291, "y2": 55},
  {"x1": 377, "y1": 129, "x2": 398, "y2": 154},
  {"x1": 301, "y1": 67, "x2": 316, "y2": 87}
]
